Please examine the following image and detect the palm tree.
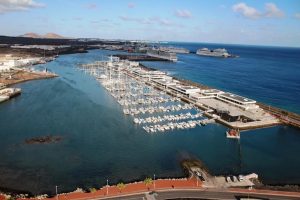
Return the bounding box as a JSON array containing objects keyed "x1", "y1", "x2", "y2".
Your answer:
[
  {"x1": 117, "y1": 182, "x2": 126, "y2": 193},
  {"x1": 89, "y1": 188, "x2": 97, "y2": 193},
  {"x1": 144, "y1": 177, "x2": 153, "y2": 190}
]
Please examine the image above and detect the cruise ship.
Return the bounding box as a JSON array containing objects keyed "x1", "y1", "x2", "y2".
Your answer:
[
  {"x1": 196, "y1": 48, "x2": 231, "y2": 58},
  {"x1": 159, "y1": 46, "x2": 190, "y2": 54},
  {"x1": 147, "y1": 49, "x2": 178, "y2": 62}
]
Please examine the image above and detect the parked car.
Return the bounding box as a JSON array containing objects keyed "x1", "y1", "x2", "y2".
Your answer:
[
  {"x1": 233, "y1": 176, "x2": 238, "y2": 182},
  {"x1": 226, "y1": 176, "x2": 231, "y2": 182}
]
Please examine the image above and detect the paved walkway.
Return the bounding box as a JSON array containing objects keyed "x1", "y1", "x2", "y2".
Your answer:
[
  {"x1": 229, "y1": 188, "x2": 300, "y2": 198},
  {"x1": 15, "y1": 178, "x2": 200, "y2": 200},
  {"x1": 2, "y1": 178, "x2": 299, "y2": 200}
]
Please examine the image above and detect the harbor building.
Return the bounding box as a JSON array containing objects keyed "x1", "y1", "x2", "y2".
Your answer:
[
  {"x1": 152, "y1": 79, "x2": 177, "y2": 89},
  {"x1": 132, "y1": 69, "x2": 166, "y2": 80},
  {"x1": 217, "y1": 92, "x2": 258, "y2": 110},
  {"x1": 190, "y1": 89, "x2": 225, "y2": 101},
  {"x1": 168, "y1": 85, "x2": 201, "y2": 97}
]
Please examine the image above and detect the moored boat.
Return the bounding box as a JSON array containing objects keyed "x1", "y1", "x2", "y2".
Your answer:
[
  {"x1": 147, "y1": 49, "x2": 178, "y2": 62},
  {"x1": 226, "y1": 129, "x2": 240, "y2": 139}
]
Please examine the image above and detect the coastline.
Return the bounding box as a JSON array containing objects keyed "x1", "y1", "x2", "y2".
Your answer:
[
  {"x1": 1, "y1": 178, "x2": 300, "y2": 200},
  {"x1": 0, "y1": 69, "x2": 58, "y2": 87},
  {"x1": 0, "y1": 49, "x2": 300, "y2": 198}
]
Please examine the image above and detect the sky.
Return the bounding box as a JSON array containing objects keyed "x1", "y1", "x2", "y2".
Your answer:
[{"x1": 0, "y1": 0, "x2": 300, "y2": 47}]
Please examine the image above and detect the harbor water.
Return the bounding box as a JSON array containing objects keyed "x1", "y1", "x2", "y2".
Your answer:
[{"x1": 0, "y1": 45, "x2": 300, "y2": 195}]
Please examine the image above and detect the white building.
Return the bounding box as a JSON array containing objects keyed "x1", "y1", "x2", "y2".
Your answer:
[
  {"x1": 217, "y1": 92, "x2": 258, "y2": 110},
  {"x1": 152, "y1": 79, "x2": 177, "y2": 88},
  {"x1": 132, "y1": 69, "x2": 167, "y2": 80},
  {"x1": 168, "y1": 84, "x2": 200, "y2": 96}
]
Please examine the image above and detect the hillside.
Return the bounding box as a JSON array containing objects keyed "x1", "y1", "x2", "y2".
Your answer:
[{"x1": 19, "y1": 32, "x2": 65, "y2": 39}]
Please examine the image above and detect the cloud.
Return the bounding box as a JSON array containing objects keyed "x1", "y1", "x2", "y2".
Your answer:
[
  {"x1": 232, "y1": 3, "x2": 261, "y2": 19},
  {"x1": 90, "y1": 19, "x2": 111, "y2": 24},
  {"x1": 119, "y1": 15, "x2": 152, "y2": 24},
  {"x1": 0, "y1": 0, "x2": 44, "y2": 13},
  {"x1": 128, "y1": 3, "x2": 135, "y2": 8},
  {"x1": 232, "y1": 2, "x2": 284, "y2": 19},
  {"x1": 175, "y1": 9, "x2": 192, "y2": 18},
  {"x1": 295, "y1": 13, "x2": 300, "y2": 19},
  {"x1": 119, "y1": 15, "x2": 181, "y2": 27},
  {"x1": 86, "y1": 3, "x2": 97, "y2": 10},
  {"x1": 264, "y1": 3, "x2": 284, "y2": 18},
  {"x1": 157, "y1": 18, "x2": 174, "y2": 26},
  {"x1": 73, "y1": 17, "x2": 82, "y2": 21}
]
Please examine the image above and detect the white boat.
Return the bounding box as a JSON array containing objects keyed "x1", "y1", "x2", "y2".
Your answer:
[
  {"x1": 147, "y1": 49, "x2": 178, "y2": 62},
  {"x1": 196, "y1": 48, "x2": 231, "y2": 58},
  {"x1": 159, "y1": 46, "x2": 190, "y2": 54},
  {"x1": 226, "y1": 129, "x2": 240, "y2": 139}
]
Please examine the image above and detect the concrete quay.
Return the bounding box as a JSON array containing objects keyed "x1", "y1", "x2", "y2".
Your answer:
[{"x1": 141, "y1": 76, "x2": 280, "y2": 131}]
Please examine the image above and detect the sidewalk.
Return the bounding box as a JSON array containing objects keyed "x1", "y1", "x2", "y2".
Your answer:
[{"x1": 17, "y1": 177, "x2": 200, "y2": 200}]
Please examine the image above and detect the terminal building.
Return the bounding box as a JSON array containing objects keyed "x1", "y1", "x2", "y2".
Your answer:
[
  {"x1": 152, "y1": 79, "x2": 177, "y2": 88},
  {"x1": 216, "y1": 92, "x2": 258, "y2": 110},
  {"x1": 189, "y1": 89, "x2": 225, "y2": 101},
  {"x1": 168, "y1": 84, "x2": 200, "y2": 97},
  {"x1": 132, "y1": 69, "x2": 167, "y2": 80}
]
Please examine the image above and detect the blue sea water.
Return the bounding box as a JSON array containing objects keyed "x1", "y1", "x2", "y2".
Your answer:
[
  {"x1": 145, "y1": 42, "x2": 300, "y2": 114},
  {"x1": 0, "y1": 46, "x2": 299, "y2": 195}
]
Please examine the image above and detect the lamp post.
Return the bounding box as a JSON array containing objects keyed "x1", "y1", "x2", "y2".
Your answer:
[
  {"x1": 153, "y1": 174, "x2": 155, "y2": 189},
  {"x1": 106, "y1": 179, "x2": 109, "y2": 195},
  {"x1": 55, "y1": 186, "x2": 58, "y2": 200}
]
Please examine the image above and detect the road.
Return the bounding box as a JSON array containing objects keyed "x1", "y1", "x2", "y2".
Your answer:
[{"x1": 93, "y1": 189, "x2": 300, "y2": 200}]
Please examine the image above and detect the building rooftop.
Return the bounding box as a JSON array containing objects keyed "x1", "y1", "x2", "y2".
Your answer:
[
  {"x1": 219, "y1": 92, "x2": 256, "y2": 104},
  {"x1": 200, "y1": 89, "x2": 224, "y2": 95}
]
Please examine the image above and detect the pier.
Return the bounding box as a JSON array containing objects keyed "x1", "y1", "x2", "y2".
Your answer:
[
  {"x1": 257, "y1": 102, "x2": 300, "y2": 129},
  {"x1": 114, "y1": 54, "x2": 170, "y2": 62},
  {"x1": 0, "y1": 68, "x2": 58, "y2": 86}
]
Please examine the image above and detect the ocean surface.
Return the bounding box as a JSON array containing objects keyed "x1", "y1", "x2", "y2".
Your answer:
[{"x1": 0, "y1": 44, "x2": 300, "y2": 195}]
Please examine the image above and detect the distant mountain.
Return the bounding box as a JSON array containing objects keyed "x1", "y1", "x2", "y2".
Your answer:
[
  {"x1": 20, "y1": 32, "x2": 65, "y2": 39},
  {"x1": 44, "y1": 33, "x2": 64, "y2": 39},
  {"x1": 21, "y1": 32, "x2": 41, "y2": 38}
]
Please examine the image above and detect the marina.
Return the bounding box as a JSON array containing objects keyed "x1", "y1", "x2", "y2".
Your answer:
[
  {"x1": 81, "y1": 55, "x2": 283, "y2": 134},
  {"x1": 80, "y1": 57, "x2": 208, "y2": 134}
]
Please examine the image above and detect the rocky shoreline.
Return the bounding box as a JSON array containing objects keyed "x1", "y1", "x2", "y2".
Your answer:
[{"x1": 25, "y1": 135, "x2": 62, "y2": 145}]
